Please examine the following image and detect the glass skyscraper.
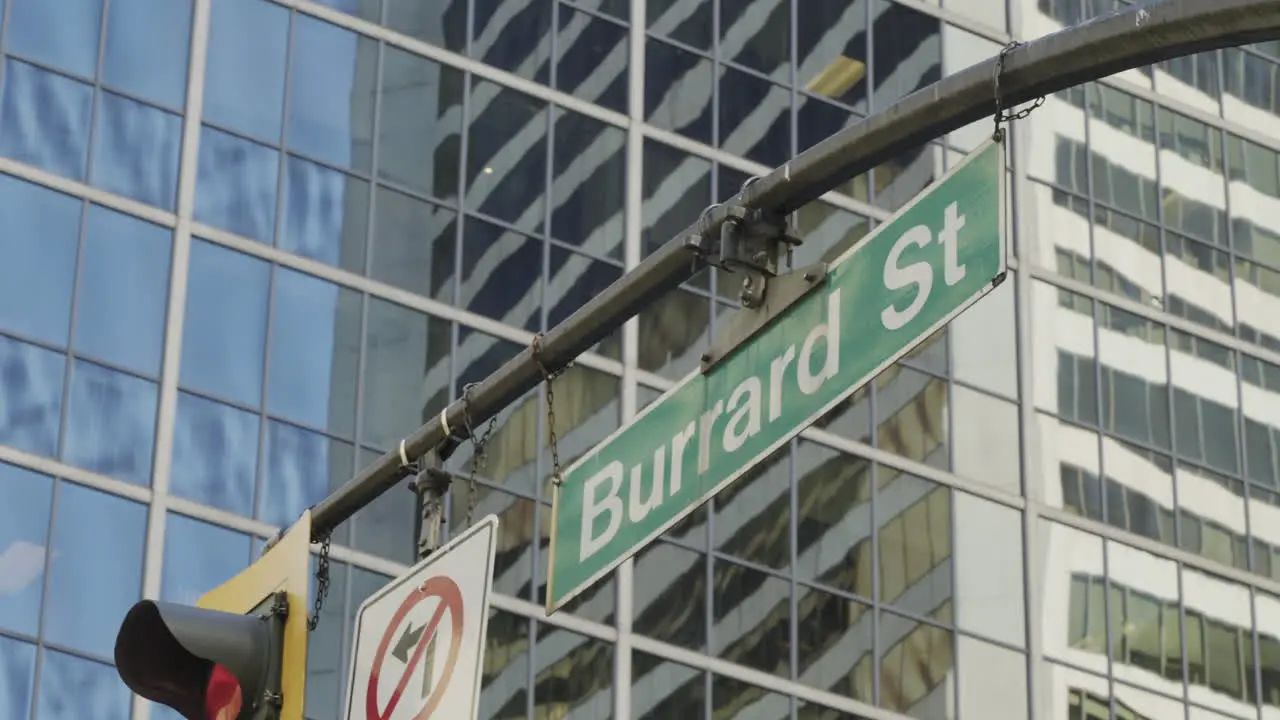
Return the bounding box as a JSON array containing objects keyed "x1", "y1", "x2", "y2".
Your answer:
[{"x1": 0, "y1": 0, "x2": 1278, "y2": 718}]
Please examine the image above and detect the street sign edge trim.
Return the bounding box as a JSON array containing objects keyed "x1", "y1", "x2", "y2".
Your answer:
[{"x1": 546, "y1": 139, "x2": 1007, "y2": 613}]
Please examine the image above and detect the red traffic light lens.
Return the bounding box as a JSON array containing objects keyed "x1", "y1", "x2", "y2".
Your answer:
[{"x1": 204, "y1": 664, "x2": 243, "y2": 720}]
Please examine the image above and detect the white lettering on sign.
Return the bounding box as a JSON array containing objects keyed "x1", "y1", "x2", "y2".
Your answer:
[
  {"x1": 577, "y1": 289, "x2": 843, "y2": 563},
  {"x1": 880, "y1": 201, "x2": 968, "y2": 331}
]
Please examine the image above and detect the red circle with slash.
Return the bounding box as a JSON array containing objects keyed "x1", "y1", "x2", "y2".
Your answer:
[{"x1": 366, "y1": 576, "x2": 465, "y2": 720}]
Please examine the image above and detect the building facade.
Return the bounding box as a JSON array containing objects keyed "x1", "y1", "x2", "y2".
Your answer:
[{"x1": 0, "y1": 0, "x2": 1278, "y2": 718}]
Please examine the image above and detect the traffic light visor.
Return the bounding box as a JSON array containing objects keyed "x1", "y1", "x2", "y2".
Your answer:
[{"x1": 115, "y1": 600, "x2": 272, "y2": 720}]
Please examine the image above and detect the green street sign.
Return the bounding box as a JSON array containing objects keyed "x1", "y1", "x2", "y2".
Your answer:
[{"x1": 545, "y1": 138, "x2": 1008, "y2": 614}]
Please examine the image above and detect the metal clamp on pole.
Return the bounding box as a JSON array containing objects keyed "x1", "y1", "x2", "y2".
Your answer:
[
  {"x1": 408, "y1": 449, "x2": 455, "y2": 560},
  {"x1": 688, "y1": 178, "x2": 828, "y2": 373}
]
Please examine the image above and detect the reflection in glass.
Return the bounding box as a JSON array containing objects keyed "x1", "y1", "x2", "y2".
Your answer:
[
  {"x1": 478, "y1": 609, "x2": 529, "y2": 719},
  {"x1": 551, "y1": 109, "x2": 625, "y2": 259},
  {"x1": 460, "y1": 217, "x2": 542, "y2": 333},
  {"x1": 287, "y1": 14, "x2": 376, "y2": 173},
  {"x1": 0, "y1": 335, "x2": 65, "y2": 458},
  {"x1": 634, "y1": 539, "x2": 706, "y2": 651},
  {"x1": 376, "y1": 47, "x2": 464, "y2": 202},
  {"x1": 91, "y1": 92, "x2": 182, "y2": 210},
  {"x1": 169, "y1": 391, "x2": 259, "y2": 516},
  {"x1": 0, "y1": 636, "x2": 35, "y2": 720},
  {"x1": 102, "y1": 0, "x2": 192, "y2": 109},
  {"x1": 182, "y1": 240, "x2": 270, "y2": 406},
  {"x1": 0, "y1": 463, "x2": 51, "y2": 637},
  {"x1": 1183, "y1": 567, "x2": 1253, "y2": 712},
  {"x1": 44, "y1": 482, "x2": 145, "y2": 659},
  {"x1": 160, "y1": 512, "x2": 251, "y2": 605},
  {"x1": 874, "y1": 365, "x2": 948, "y2": 470},
  {"x1": 260, "y1": 421, "x2": 354, "y2": 536},
  {"x1": 531, "y1": 624, "x2": 612, "y2": 717},
  {"x1": 797, "y1": 0, "x2": 868, "y2": 113},
  {"x1": 453, "y1": 485, "x2": 535, "y2": 602},
  {"x1": 878, "y1": 607, "x2": 953, "y2": 718},
  {"x1": 467, "y1": 81, "x2": 547, "y2": 232},
  {"x1": 795, "y1": 441, "x2": 871, "y2": 595},
  {"x1": 1105, "y1": 542, "x2": 1180, "y2": 691},
  {"x1": 537, "y1": 365, "x2": 620, "y2": 497},
  {"x1": 268, "y1": 268, "x2": 360, "y2": 439},
  {"x1": 203, "y1": 0, "x2": 288, "y2": 141},
  {"x1": 195, "y1": 126, "x2": 280, "y2": 241},
  {"x1": 632, "y1": 651, "x2": 705, "y2": 719},
  {"x1": 8, "y1": 0, "x2": 102, "y2": 78},
  {"x1": 37, "y1": 649, "x2": 131, "y2": 720},
  {"x1": 641, "y1": 139, "x2": 711, "y2": 260},
  {"x1": 556, "y1": 7, "x2": 628, "y2": 114},
  {"x1": 280, "y1": 156, "x2": 369, "y2": 273},
  {"x1": 796, "y1": 583, "x2": 872, "y2": 704},
  {"x1": 638, "y1": 287, "x2": 711, "y2": 380},
  {"x1": 547, "y1": 246, "x2": 624, "y2": 359},
  {"x1": 0, "y1": 59, "x2": 93, "y2": 182},
  {"x1": 645, "y1": 39, "x2": 713, "y2": 146},
  {"x1": 713, "y1": 444, "x2": 789, "y2": 570},
  {"x1": 75, "y1": 206, "x2": 172, "y2": 376},
  {"x1": 472, "y1": 0, "x2": 551, "y2": 84},
  {"x1": 0, "y1": 172, "x2": 80, "y2": 347},
  {"x1": 370, "y1": 186, "x2": 454, "y2": 303},
  {"x1": 361, "y1": 298, "x2": 450, "y2": 452},
  {"x1": 712, "y1": 673, "x2": 790, "y2": 719},
  {"x1": 877, "y1": 469, "x2": 952, "y2": 617},
  {"x1": 718, "y1": 67, "x2": 790, "y2": 168},
  {"x1": 62, "y1": 359, "x2": 158, "y2": 486},
  {"x1": 712, "y1": 557, "x2": 789, "y2": 677}
]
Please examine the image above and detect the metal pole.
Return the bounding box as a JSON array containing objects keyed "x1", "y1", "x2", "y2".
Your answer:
[{"x1": 307, "y1": 0, "x2": 1280, "y2": 541}]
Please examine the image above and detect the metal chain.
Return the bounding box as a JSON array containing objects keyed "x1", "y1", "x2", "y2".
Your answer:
[
  {"x1": 461, "y1": 384, "x2": 497, "y2": 528},
  {"x1": 531, "y1": 334, "x2": 564, "y2": 486},
  {"x1": 309, "y1": 533, "x2": 331, "y2": 632},
  {"x1": 992, "y1": 40, "x2": 1044, "y2": 142}
]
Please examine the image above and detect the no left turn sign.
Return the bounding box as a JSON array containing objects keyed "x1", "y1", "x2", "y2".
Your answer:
[{"x1": 344, "y1": 516, "x2": 499, "y2": 720}]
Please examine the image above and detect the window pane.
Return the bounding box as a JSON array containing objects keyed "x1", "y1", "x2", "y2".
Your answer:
[
  {"x1": 62, "y1": 359, "x2": 158, "y2": 486},
  {"x1": 74, "y1": 206, "x2": 172, "y2": 376},
  {"x1": 204, "y1": 0, "x2": 288, "y2": 141},
  {"x1": 287, "y1": 14, "x2": 376, "y2": 172},
  {"x1": 466, "y1": 81, "x2": 548, "y2": 232},
  {"x1": 376, "y1": 47, "x2": 464, "y2": 202},
  {"x1": 181, "y1": 240, "x2": 270, "y2": 407},
  {"x1": 194, "y1": 126, "x2": 280, "y2": 242},
  {"x1": 0, "y1": 335, "x2": 66, "y2": 458},
  {"x1": 43, "y1": 482, "x2": 146, "y2": 658},
  {"x1": 0, "y1": 636, "x2": 36, "y2": 720},
  {"x1": 0, "y1": 59, "x2": 93, "y2": 182},
  {"x1": 90, "y1": 92, "x2": 182, "y2": 210},
  {"x1": 0, "y1": 463, "x2": 52, "y2": 637},
  {"x1": 260, "y1": 420, "x2": 353, "y2": 537},
  {"x1": 160, "y1": 512, "x2": 251, "y2": 604},
  {"x1": 551, "y1": 109, "x2": 625, "y2": 259},
  {"x1": 169, "y1": 391, "x2": 259, "y2": 516},
  {"x1": 267, "y1": 268, "x2": 360, "y2": 438},
  {"x1": 36, "y1": 650, "x2": 130, "y2": 720},
  {"x1": 101, "y1": 0, "x2": 192, "y2": 108},
  {"x1": 361, "y1": 298, "x2": 451, "y2": 451},
  {"x1": 8, "y1": 0, "x2": 102, "y2": 78},
  {"x1": 279, "y1": 154, "x2": 369, "y2": 273},
  {"x1": 531, "y1": 624, "x2": 613, "y2": 716},
  {"x1": 0, "y1": 173, "x2": 80, "y2": 347}
]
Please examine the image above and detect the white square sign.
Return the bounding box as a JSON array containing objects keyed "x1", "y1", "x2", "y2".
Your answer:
[{"x1": 343, "y1": 515, "x2": 498, "y2": 720}]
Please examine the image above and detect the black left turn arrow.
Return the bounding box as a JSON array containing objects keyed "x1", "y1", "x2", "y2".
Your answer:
[{"x1": 392, "y1": 623, "x2": 424, "y2": 664}]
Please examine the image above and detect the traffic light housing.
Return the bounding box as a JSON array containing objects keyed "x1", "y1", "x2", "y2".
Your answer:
[{"x1": 115, "y1": 511, "x2": 313, "y2": 720}]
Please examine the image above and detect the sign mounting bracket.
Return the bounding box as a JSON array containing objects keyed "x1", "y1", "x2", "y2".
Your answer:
[{"x1": 685, "y1": 180, "x2": 827, "y2": 374}]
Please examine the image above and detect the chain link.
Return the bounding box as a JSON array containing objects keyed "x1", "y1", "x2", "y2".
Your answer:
[
  {"x1": 531, "y1": 334, "x2": 564, "y2": 486},
  {"x1": 461, "y1": 384, "x2": 497, "y2": 529},
  {"x1": 309, "y1": 533, "x2": 331, "y2": 632},
  {"x1": 992, "y1": 40, "x2": 1044, "y2": 142}
]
